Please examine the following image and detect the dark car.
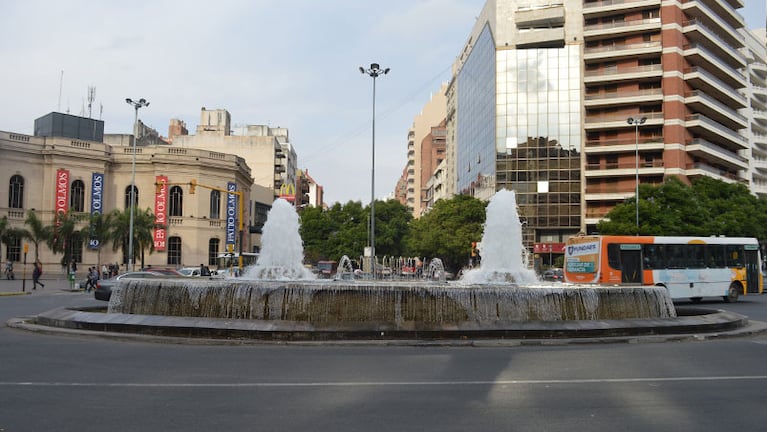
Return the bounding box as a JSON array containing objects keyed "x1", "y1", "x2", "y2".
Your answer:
[
  {"x1": 94, "y1": 271, "x2": 180, "y2": 301},
  {"x1": 542, "y1": 268, "x2": 564, "y2": 282}
]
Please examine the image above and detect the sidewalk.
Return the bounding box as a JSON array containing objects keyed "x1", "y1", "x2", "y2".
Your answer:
[{"x1": 0, "y1": 275, "x2": 85, "y2": 296}]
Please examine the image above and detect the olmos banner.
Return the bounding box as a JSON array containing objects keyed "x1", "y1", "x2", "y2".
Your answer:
[{"x1": 154, "y1": 175, "x2": 168, "y2": 251}]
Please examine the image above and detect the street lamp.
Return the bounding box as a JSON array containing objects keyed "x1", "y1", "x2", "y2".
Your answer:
[
  {"x1": 627, "y1": 116, "x2": 646, "y2": 235},
  {"x1": 125, "y1": 97, "x2": 149, "y2": 271},
  {"x1": 359, "y1": 63, "x2": 389, "y2": 276}
]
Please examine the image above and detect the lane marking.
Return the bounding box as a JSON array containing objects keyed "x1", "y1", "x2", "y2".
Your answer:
[{"x1": 2, "y1": 376, "x2": 767, "y2": 388}]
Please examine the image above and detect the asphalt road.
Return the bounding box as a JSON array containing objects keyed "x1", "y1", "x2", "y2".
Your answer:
[{"x1": 1, "y1": 282, "x2": 767, "y2": 432}]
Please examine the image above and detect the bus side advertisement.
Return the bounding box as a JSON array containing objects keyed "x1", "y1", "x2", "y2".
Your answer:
[{"x1": 565, "y1": 237, "x2": 600, "y2": 283}]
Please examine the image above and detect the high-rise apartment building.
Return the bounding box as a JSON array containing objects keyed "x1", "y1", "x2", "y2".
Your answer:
[
  {"x1": 447, "y1": 0, "x2": 759, "y2": 257},
  {"x1": 744, "y1": 28, "x2": 767, "y2": 197}
]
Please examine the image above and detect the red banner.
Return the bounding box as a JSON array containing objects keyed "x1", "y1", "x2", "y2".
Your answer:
[
  {"x1": 55, "y1": 169, "x2": 69, "y2": 225},
  {"x1": 153, "y1": 176, "x2": 168, "y2": 250},
  {"x1": 533, "y1": 243, "x2": 566, "y2": 254}
]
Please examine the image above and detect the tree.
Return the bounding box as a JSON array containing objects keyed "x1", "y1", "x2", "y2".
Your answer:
[
  {"x1": 22, "y1": 211, "x2": 51, "y2": 262},
  {"x1": 366, "y1": 199, "x2": 412, "y2": 258},
  {"x1": 598, "y1": 176, "x2": 767, "y2": 242},
  {"x1": 47, "y1": 210, "x2": 83, "y2": 270},
  {"x1": 0, "y1": 216, "x2": 7, "y2": 261},
  {"x1": 407, "y1": 194, "x2": 486, "y2": 275},
  {"x1": 107, "y1": 207, "x2": 159, "y2": 269},
  {"x1": 87, "y1": 212, "x2": 114, "y2": 269}
]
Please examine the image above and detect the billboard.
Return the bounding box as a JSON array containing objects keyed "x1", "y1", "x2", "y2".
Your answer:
[
  {"x1": 153, "y1": 176, "x2": 168, "y2": 251},
  {"x1": 88, "y1": 172, "x2": 104, "y2": 249}
]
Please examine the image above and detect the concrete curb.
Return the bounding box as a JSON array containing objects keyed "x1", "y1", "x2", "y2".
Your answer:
[{"x1": 7, "y1": 305, "x2": 766, "y2": 347}]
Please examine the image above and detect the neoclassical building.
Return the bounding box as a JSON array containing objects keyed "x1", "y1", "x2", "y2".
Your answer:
[{"x1": 0, "y1": 112, "x2": 259, "y2": 277}]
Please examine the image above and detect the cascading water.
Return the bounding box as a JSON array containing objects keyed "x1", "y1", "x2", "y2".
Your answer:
[
  {"x1": 110, "y1": 190, "x2": 677, "y2": 328},
  {"x1": 241, "y1": 198, "x2": 315, "y2": 280},
  {"x1": 459, "y1": 189, "x2": 539, "y2": 284}
]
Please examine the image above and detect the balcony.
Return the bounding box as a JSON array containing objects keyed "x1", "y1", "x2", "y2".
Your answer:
[
  {"x1": 584, "y1": 64, "x2": 662, "y2": 84},
  {"x1": 584, "y1": 17, "x2": 661, "y2": 40},
  {"x1": 584, "y1": 136, "x2": 664, "y2": 154},
  {"x1": 681, "y1": 0, "x2": 745, "y2": 32},
  {"x1": 685, "y1": 113, "x2": 748, "y2": 150},
  {"x1": 584, "y1": 111, "x2": 664, "y2": 131},
  {"x1": 515, "y1": 4, "x2": 564, "y2": 27},
  {"x1": 686, "y1": 138, "x2": 748, "y2": 170},
  {"x1": 584, "y1": 41, "x2": 662, "y2": 62},
  {"x1": 516, "y1": 28, "x2": 565, "y2": 49},
  {"x1": 583, "y1": 0, "x2": 661, "y2": 18},
  {"x1": 683, "y1": 19, "x2": 745, "y2": 67},
  {"x1": 683, "y1": 43, "x2": 747, "y2": 89},
  {"x1": 584, "y1": 88, "x2": 663, "y2": 107},
  {"x1": 685, "y1": 90, "x2": 747, "y2": 130},
  {"x1": 684, "y1": 67, "x2": 747, "y2": 108},
  {"x1": 685, "y1": 162, "x2": 745, "y2": 184},
  {"x1": 584, "y1": 159, "x2": 665, "y2": 178}
]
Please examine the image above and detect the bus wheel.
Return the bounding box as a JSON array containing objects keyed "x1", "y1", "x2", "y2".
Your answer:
[{"x1": 724, "y1": 283, "x2": 740, "y2": 303}]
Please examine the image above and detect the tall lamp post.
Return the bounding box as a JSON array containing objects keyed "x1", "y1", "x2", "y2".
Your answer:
[
  {"x1": 359, "y1": 63, "x2": 389, "y2": 276},
  {"x1": 627, "y1": 116, "x2": 646, "y2": 235},
  {"x1": 125, "y1": 98, "x2": 150, "y2": 271}
]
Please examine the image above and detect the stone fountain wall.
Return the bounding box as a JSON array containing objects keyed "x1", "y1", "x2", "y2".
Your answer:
[{"x1": 110, "y1": 279, "x2": 677, "y2": 325}]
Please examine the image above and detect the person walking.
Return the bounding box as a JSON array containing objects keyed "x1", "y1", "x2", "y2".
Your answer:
[{"x1": 32, "y1": 260, "x2": 44, "y2": 289}]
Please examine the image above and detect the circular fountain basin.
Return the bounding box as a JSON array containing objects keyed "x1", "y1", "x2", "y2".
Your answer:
[{"x1": 109, "y1": 279, "x2": 677, "y2": 325}]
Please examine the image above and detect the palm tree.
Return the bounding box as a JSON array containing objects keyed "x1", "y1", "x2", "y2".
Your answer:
[
  {"x1": 22, "y1": 211, "x2": 51, "y2": 262},
  {"x1": 107, "y1": 208, "x2": 159, "y2": 270},
  {"x1": 0, "y1": 216, "x2": 8, "y2": 262},
  {"x1": 47, "y1": 210, "x2": 83, "y2": 271}
]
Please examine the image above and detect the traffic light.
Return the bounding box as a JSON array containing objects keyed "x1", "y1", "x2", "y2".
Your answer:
[{"x1": 189, "y1": 179, "x2": 197, "y2": 194}]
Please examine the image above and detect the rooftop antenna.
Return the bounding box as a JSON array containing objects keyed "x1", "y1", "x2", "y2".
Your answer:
[
  {"x1": 57, "y1": 70, "x2": 64, "y2": 112},
  {"x1": 87, "y1": 85, "x2": 96, "y2": 118},
  {"x1": 99, "y1": 103, "x2": 103, "y2": 120}
]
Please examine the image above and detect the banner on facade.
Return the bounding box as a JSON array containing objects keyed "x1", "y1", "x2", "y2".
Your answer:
[
  {"x1": 153, "y1": 175, "x2": 168, "y2": 251},
  {"x1": 226, "y1": 182, "x2": 237, "y2": 249},
  {"x1": 54, "y1": 169, "x2": 69, "y2": 226},
  {"x1": 88, "y1": 172, "x2": 104, "y2": 249}
]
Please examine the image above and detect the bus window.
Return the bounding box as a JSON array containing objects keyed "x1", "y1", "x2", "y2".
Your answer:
[
  {"x1": 726, "y1": 245, "x2": 744, "y2": 267},
  {"x1": 643, "y1": 244, "x2": 664, "y2": 269},
  {"x1": 706, "y1": 244, "x2": 725, "y2": 268},
  {"x1": 667, "y1": 244, "x2": 687, "y2": 268},
  {"x1": 688, "y1": 244, "x2": 705, "y2": 269},
  {"x1": 607, "y1": 243, "x2": 621, "y2": 269}
]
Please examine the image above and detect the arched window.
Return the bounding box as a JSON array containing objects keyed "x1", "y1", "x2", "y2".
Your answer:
[
  {"x1": 124, "y1": 185, "x2": 138, "y2": 209},
  {"x1": 9, "y1": 175, "x2": 24, "y2": 209},
  {"x1": 209, "y1": 190, "x2": 221, "y2": 219},
  {"x1": 167, "y1": 236, "x2": 182, "y2": 265},
  {"x1": 169, "y1": 186, "x2": 183, "y2": 217},
  {"x1": 70, "y1": 180, "x2": 85, "y2": 212},
  {"x1": 208, "y1": 238, "x2": 220, "y2": 266}
]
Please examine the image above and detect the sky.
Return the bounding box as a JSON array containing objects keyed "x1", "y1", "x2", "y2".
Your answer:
[{"x1": 0, "y1": 0, "x2": 765, "y2": 205}]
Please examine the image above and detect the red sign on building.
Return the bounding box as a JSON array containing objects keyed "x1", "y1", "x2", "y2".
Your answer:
[
  {"x1": 533, "y1": 243, "x2": 566, "y2": 254},
  {"x1": 154, "y1": 176, "x2": 168, "y2": 251},
  {"x1": 54, "y1": 169, "x2": 69, "y2": 225}
]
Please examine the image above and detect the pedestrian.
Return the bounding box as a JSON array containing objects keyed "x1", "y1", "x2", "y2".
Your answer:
[
  {"x1": 5, "y1": 259, "x2": 14, "y2": 280},
  {"x1": 200, "y1": 263, "x2": 211, "y2": 277},
  {"x1": 86, "y1": 267, "x2": 98, "y2": 292},
  {"x1": 32, "y1": 260, "x2": 44, "y2": 289},
  {"x1": 101, "y1": 264, "x2": 108, "y2": 280}
]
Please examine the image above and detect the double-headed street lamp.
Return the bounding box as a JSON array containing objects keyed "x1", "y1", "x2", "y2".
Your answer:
[
  {"x1": 125, "y1": 97, "x2": 150, "y2": 271},
  {"x1": 627, "y1": 116, "x2": 646, "y2": 235},
  {"x1": 359, "y1": 63, "x2": 389, "y2": 275}
]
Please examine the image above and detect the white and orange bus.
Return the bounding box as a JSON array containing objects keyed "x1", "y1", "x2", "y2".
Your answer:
[{"x1": 564, "y1": 235, "x2": 763, "y2": 302}]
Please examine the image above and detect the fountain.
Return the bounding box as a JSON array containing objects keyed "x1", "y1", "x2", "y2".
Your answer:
[{"x1": 107, "y1": 193, "x2": 677, "y2": 333}]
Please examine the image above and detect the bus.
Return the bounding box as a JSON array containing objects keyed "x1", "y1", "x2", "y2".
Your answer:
[
  {"x1": 564, "y1": 235, "x2": 763, "y2": 302},
  {"x1": 216, "y1": 252, "x2": 259, "y2": 277}
]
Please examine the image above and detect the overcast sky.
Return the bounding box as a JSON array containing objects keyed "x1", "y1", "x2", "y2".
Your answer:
[{"x1": 1, "y1": 1, "x2": 764, "y2": 205}]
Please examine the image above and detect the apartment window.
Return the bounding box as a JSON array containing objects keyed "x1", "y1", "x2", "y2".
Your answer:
[
  {"x1": 9, "y1": 175, "x2": 23, "y2": 209},
  {"x1": 70, "y1": 180, "x2": 85, "y2": 212},
  {"x1": 208, "y1": 238, "x2": 220, "y2": 266},
  {"x1": 167, "y1": 237, "x2": 181, "y2": 265},
  {"x1": 124, "y1": 185, "x2": 138, "y2": 209},
  {"x1": 5, "y1": 236, "x2": 21, "y2": 262},
  {"x1": 169, "y1": 186, "x2": 183, "y2": 217},
  {"x1": 209, "y1": 190, "x2": 221, "y2": 219}
]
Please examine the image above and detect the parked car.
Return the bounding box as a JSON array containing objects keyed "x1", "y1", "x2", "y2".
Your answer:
[
  {"x1": 542, "y1": 268, "x2": 564, "y2": 282},
  {"x1": 178, "y1": 267, "x2": 201, "y2": 277},
  {"x1": 94, "y1": 271, "x2": 181, "y2": 301}
]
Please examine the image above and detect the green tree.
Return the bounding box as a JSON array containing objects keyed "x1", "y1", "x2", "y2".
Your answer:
[
  {"x1": 47, "y1": 210, "x2": 84, "y2": 270},
  {"x1": 22, "y1": 211, "x2": 51, "y2": 262},
  {"x1": 367, "y1": 199, "x2": 412, "y2": 258},
  {"x1": 87, "y1": 212, "x2": 114, "y2": 269},
  {"x1": 598, "y1": 176, "x2": 767, "y2": 242},
  {"x1": 407, "y1": 194, "x2": 486, "y2": 274},
  {"x1": 107, "y1": 207, "x2": 160, "y2": 269},
  {"x1": 0, "y1": 216, "x2": 7, "y2": 261}
]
